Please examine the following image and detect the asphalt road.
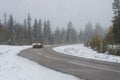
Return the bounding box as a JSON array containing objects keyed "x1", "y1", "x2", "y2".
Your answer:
[{"x1": 18, "y1": 46, "x2": 120, "y2": 80}]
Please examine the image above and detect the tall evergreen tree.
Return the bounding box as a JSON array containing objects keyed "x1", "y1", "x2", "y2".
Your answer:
[
  {"x1": 33, "y1": 19, "x2": 38, "y2": 42},
  {"x1": 7, "y1": 15, "x2": 15, "y2": 44},
  {"x1": 43, "y1": 21, "x2": 47, "y2": 44},
  {"x1": 66, "y1": 21, "x2": 72, "y2": 43},
  {"x1": 84, "y1": 22, "x2": 94, "y2": 42},
  {"x1": 43, "y1": 20, "x2": 52, "y2": 44},
  {"x1": 53, "y1": 27, "x2": 61, "y2": 44},
  {"x1": 113, "y1": 0, "x2": 120, "y2": 45},
  {"x1": 27, "y1": 14, "x2": 32, "y2": 44},
  {"x1": 78, "y1": 30, "x2": 85, "y2": 43},
  {"x1": 94, "y1": 23, "x2": 105, "y2": 39},
  {"x1": 66, "y1": 21, "x2": 77, "y2": 43},
  {"x1": 46, "y1": 20, "x2": 52, "y2": 44},
  {"x1": 71, "y1": 26, "x2": 77, "y2": 43},
  {"x1": 60, "y1": 28, "x2": 67, "y2": 44},
  {"x1": 23, "y1": 19, "x2": 27, "y2": 44},
  {"x1": 37, "y1": 19, "x2": 42, "y2": 42},
  {"x1": 4, "y1": 13, "x2": 7, "y2": 27},
  {"x1": 14, "y1": 23, "x2": 24, "y2": 44}
]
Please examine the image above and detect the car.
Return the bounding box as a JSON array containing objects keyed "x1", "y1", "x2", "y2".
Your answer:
[{"x1": 32, "y1": 43, "x2": 43, "y2": 48}]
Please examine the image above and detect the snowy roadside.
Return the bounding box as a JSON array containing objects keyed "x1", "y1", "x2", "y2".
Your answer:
[
  {"x1": 53, "y1": 44, "x2": 120, "y2": 63},
  {"x1": 0, "y1": 45, "x2": 80, "y2": 80}
]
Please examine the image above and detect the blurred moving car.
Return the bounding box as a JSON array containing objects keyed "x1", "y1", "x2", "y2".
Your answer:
[{"x1": 32, "y1": 43, "x2": 43, "y2": 48}]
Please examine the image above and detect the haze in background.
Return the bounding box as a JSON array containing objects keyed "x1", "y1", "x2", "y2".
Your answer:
[{"x1": 0, "y1": 0, "x2": 113, "y2": 30}]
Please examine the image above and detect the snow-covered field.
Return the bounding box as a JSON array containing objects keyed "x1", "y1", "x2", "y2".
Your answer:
[
  {"x1": 0, "y1": 45, "x2": 80, "y2": 80},
  {"x1": 53, "y1": 44, "x2": 120, "y2": 63}
]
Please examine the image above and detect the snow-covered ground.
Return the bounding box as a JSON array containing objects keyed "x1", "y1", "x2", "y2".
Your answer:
[
  {"x1": 0, "y1": 45, "x2": 80, "y2": 80},
  {"x1": 53, "y1": 44, "x2": 120, "y2": 63}
]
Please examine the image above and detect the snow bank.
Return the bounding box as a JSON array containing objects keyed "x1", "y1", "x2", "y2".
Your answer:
[
  {"x1": 53, "y1": 44, "x2": 120, "y2": 63},
  {"x1": 0, "y1": 45, "x2": 80, "y2": 80}
]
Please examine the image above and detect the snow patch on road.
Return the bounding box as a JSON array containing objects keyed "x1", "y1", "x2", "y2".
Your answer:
[
  {"x1": 0, "y1": 45, "x2": 80, "y2": 80},
  {"x1": 53, "y1": 44, "x2": 120, "y2": 63}
]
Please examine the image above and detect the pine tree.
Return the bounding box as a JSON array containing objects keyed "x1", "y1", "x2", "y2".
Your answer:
[
  {"x1": 113, "y1": 0, "x2": 120, "y2": 45},
  {"x1": 23, "y1": 19, "x2": 27, "y2": 44},
  {"x1": 4, "y1": 13, "x2": 7, "y2": 27},
  {"x1": 43, "y1": 21, "x2": 47, "y2": 44},
  {"x1": 37, "y1": 19, "x2": 42, "y2": 42},
  {"x1": 46, "y1": 20, "x2": 52, "y2": 44},
  {"x1": 78, "y1": 30, "x2": 85, "y2": 43},
  {"x1": 7, "y1": 15, "x2": 15, "y2": 45},
  {"x1": 0, "y1": 20, "x2": 7, "y2": 44},
  {"x1": 14, "y1": 23, "x2": 24, "y2": 44},
  {"x1": 66, "y1": 21, "x2": 72, "y2": 43},
  {"x1": 53, "y1": 27, "x2": 61, "y2": 44},
  {"x1": 43, "y1": 20, "x2": 52, "y2": 44},
  {"x1": 94, "y1": 23, "x2": 105, "y2": 39},
  {"x1": 71, "y1": 27, "x2": 77, "y2": 43},
  {"x1": 66, "y1": 21, "x2": 77, "y2": 43},
  {"x1": 33, "y1": 19, "x2": 38, "y2": 42},
  {"x1": 60, "y1": 28, "x2": 67, "y2": 44},
  {"x1": 112, "y1": 0, "x2": 120, "y2": 55},
  {"x1": 84, "y1": 22, "x2": 94, "y2": 42},
  {"x1": 27, "y1": 14, "x2": 32, "y2": 44}
]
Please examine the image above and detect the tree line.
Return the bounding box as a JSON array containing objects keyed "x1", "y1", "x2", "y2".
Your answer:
[{"x1": 0, "y1": 13, "x2": 106, "y2": 45}]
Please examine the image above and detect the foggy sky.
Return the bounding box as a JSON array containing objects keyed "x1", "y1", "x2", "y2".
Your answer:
[{"x1": 0, "y1": 0, "x2": 114, "y2": 31}]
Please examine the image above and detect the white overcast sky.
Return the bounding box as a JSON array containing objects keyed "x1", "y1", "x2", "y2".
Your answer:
[{"x1": 0, "y1": 0, "x2": 114, "y2": 30}]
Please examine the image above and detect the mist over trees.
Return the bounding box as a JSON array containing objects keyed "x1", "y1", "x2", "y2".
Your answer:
[
  {"x1": 0, "y1": 10, "x2": 119, "y2": 56},
  {"x1": 0, "y1": 13, "x2": 107, "y2": 45}
]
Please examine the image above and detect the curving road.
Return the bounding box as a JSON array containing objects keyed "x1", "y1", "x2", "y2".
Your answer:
[{"x1": 18, "y1": 46, "x2": 120, "y2": 80}]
